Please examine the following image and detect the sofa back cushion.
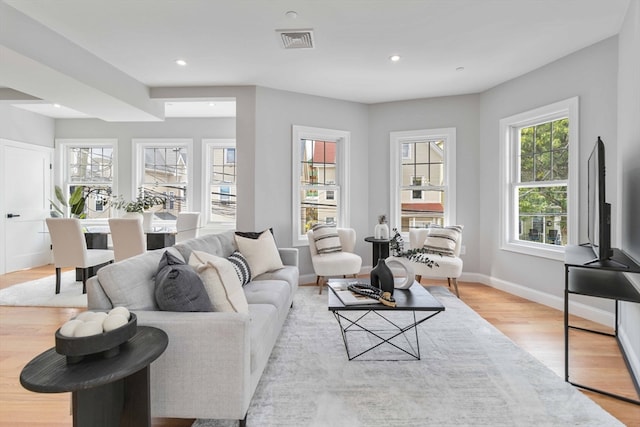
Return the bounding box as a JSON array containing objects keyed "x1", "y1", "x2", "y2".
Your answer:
[{"x1": 173, "y1": 230, "x2": 237, "y2": 262}]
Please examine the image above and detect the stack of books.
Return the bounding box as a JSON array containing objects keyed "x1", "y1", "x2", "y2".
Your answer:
[{"x1": 327, "y1": 280, "x2": 380, "y2": 305}]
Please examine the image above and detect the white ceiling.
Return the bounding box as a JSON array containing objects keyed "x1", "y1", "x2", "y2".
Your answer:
[{"x1": 0, "y1": 0, "x2": 630, "y2": 120}]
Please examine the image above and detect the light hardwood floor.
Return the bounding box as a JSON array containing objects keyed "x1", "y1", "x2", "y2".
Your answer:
[{"x1": 1, "y1": 266, "x2": 638, "y2": 426}]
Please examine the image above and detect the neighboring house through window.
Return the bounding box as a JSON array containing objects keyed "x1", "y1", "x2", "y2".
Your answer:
[
  {"x1": 55, "y1": 139, "x2": 117, "y2": 219},
  {"x1": 203, "y1": 139, "x2": 237, "y2": 231},
  {"x1": 292, "y1": 125, "x2": 350, "y2": 246},
  {"x1": 499, "y1": 97, "x2": 578, "y2": 260},
  {"x1": 390, "y1": 128, "x2": 456, "y2": 233},
  {"x1": 132, "y1": 139, "x2": 193, "y2": 221}
]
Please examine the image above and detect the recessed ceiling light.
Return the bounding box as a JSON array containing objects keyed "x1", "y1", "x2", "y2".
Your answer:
[
  {"x1": 390, "y1": 55, "x2": 401, "y2": 62},
  {"x1": 285, "y1": 10, "x2": 298, "y2": 19},
  {"x1": 53, "y1": 103, "x2": 61, "y2": 108},
  {"x1": 456, "y1": 66, "x2": 465, "y2": 72},
  {"x1": 208, "y1": 102, "x2": 216, "y2": 106},
  {"x1": 175, "y1": 59, "x2": 187, "y2": 66}
]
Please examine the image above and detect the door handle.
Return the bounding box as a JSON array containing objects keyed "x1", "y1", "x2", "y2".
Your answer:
[{"x1": 7, "y1": 213, "x2": 21, "y2": 218}]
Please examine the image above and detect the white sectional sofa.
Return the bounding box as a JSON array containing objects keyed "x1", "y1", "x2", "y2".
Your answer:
[{"x1": 86, "y1": 230, "x2": 298, "y2": 425}]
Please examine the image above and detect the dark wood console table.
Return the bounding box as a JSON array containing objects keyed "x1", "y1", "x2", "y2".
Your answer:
[
  {"x1": 564, "y1": 245, "x2": 640, "y2": 405},
  {"x1": 20, "y1": 326, "x2": 168, "y2": 426}
]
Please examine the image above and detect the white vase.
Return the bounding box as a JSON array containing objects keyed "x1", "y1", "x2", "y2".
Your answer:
[
  {"x1": 142, "y1": 211, "x2": 154, "y2": 232},
  {"x1": 374, "y1": 223, "x2": 389, "y2": 239}
]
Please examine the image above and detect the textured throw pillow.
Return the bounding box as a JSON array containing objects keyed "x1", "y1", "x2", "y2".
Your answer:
[
  {"x1": 227, "y1": 250, "x2": 252, "y2": 286},
  {"x1": 234, "y1": 229, "x2": 283, "y2": 277},
  {"x1": 423, "y1": 225, "x2": 464, "y2": 256},
  {"x1": 154, "y1": 251, "x2": 213, "y2": 312},
  {"x1": 312, "y1": 223, "x2": 342, "y2": 254},
  {"x1": 189, "y1": 250, "x2": 249, "y2": 313}
]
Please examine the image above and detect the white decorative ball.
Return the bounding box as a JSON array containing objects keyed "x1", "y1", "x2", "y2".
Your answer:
[
  {"x1": 59, "y1": 319, "x2": 83, "y2": 337},
  {"x1": 75, "y1": 311, "x2": 96, "y2": 321},
  {"x1": 109, "y1": 306, "x2": 130, "y2": 320},
  {"x1": 86, "y1": 312, "x2": 108, "y2": 323},
  {"x1": 103, "y1": 314, "x2": 128, "y2": 332},
  {"x1": 73, "y1": 320, "x2": 103, "y2": 337}
]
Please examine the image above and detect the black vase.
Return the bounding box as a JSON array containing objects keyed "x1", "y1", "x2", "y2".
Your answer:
[{"x1": 370, "y1": 258, "x2": 394, "y2": 296}]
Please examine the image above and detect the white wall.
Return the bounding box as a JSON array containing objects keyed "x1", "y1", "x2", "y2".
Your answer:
[
  {"x1": 368, "y1": 95, "x2": 481, "y2": 272},
  {"x1": 0, "y1": 104, "x2": 54, "y2": 147},
  {"x1": 617, "y1": 0, "x2": 640, "y2": 383},
  {"x1": 254, "y1": 86, "x2": 370, "y2": 276},
  {"x1": 478, "y1": 37, "x2": 619, "y2": 307}
]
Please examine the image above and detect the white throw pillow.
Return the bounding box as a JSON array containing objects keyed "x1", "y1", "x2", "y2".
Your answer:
[
  {"x1": 234, "y1": 229, "x2": 283, "y2": 277},
  {"x1": 423, "y1": 225, "x2": 463, "y2": 256},
  {"x1": 312, "y1": 224, "x2": 342, "y2": 254},
  {"x1": 189, "y1": 250, "x2": 249, "y2": 313}
]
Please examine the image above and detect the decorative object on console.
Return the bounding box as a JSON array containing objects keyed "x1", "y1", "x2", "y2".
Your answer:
[
  {"x1": 234, "y1": 229, "x2": 284, "y2": 276},
  {"x1": 154, "y1": 251, "x2": 213, "y2": 312},
  {"x1": 370, "y1": 258, "x2": 394, "y2": 295},
  {"x1": 374, "y1": 214, "x2": 390, "y2": 239},
  {"x1": 189, "y1": 250, "x2": 249, "y2": 313}
]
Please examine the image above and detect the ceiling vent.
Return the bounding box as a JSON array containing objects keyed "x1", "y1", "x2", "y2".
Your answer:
[{"x1": 276, "y1": 29, "x2": 315, "y2": 49}]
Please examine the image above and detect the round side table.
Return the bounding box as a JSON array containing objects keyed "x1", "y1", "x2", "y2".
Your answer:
[
  {"x1": 364, "y1": 236, "x2": 391, "y2": 265},
  {"x1": 20, "y1": 326, "x2": 168, "y2": 427}
]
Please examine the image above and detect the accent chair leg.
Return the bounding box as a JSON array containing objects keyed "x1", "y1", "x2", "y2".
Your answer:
[
  {"x1": 415, "y1": 274, "x2": 422, "y2": 283},
  {"x1": 450, "y1": 277, "x2": 460, "y2": 298},
  {"x1": 239, "y1": 412, "x2": 247, "y2": 427},
  {"x1": 82, "y1": 268, "x2": 88, "y2": 294},
  {"x1": 318, "y1": 276, "x2": 324, "y2": 294},
  {"x1": 55, "y1": 267, "x2": 61, "y2": 294}
]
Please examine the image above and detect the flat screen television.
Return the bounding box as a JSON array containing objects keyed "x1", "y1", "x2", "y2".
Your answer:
[{"x1": 586, "y1": 136, "x2": 613, "y2": 262}]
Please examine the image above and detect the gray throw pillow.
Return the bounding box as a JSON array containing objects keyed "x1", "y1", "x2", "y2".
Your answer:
[{"x1": 155, "y1": 251, "x2": 213, "y2": 312}]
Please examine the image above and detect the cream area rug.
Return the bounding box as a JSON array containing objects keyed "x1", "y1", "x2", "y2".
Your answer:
[
  {"x1": 193, "y1": 286, "x2": 622, "y2": 427},
  {"x1": 0, "y1": 271, "x2": 87, "y2": 307}
]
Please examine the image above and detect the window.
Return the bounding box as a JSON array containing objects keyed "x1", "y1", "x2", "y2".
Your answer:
[
  {"x1": 132, "y1": 139, "x2": 193, "y2": 221},
  {"x1": 499, "y1": 97, "x2": 578, "y2": 259},
  {"x1": 203, "y1": 139, "x2": 237, "y2": 231},
  {"x1": 55, "y1": 139, "x2": 117, "y2": 219},
  {"x1": 390, "y1": 128, "x2": 456, "y2": 233},
  {"x1": 292, "y1": 126, "x2": 350, "y2": 246}
]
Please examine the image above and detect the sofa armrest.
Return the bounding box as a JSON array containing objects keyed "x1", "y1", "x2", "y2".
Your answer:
[
  {"x1": 278, "y1": 247, "x2": 298, "y2": 267},
  {"x1": 134, "y1": 310, "x2": 252, "y2": 419}
]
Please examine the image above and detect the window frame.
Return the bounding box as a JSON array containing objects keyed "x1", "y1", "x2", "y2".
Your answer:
[
  {"x1": 292, "y1": 125, "x2": 350, "y2": 247},
  {"x1": 202, "y1": 138, "x2": 237, "y2": 231},
  {"x1": 499, "y1": 97, "x2": 579, "y2": 260},
  {"x1": 132, "y1": 138, "x2": 193, "y2": 223},
  {"x1": 55, "y1": 138, "x2": 118, "y2": 222},
  {"x1": 389, "y1": 128, "x2": 457, "y2": 235}
]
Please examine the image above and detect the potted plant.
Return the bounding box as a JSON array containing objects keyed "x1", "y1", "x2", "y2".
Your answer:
[
  {"x1": 50, "y1": 185, "x2": 112, "y2": 219},
  {"x1": 113, "y1": 188, "x2": 166, "y2": 231}
]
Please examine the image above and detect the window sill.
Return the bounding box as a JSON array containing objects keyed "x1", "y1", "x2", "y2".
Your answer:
[{"x1": 501, "y1": 241, "x2": 566, "y2": 261}]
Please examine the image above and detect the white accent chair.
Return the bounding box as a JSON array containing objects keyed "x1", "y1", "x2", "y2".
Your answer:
[
  {"x1": 176, "y1": 212, "x2": 200, "y2": 243},
  {"x1": 307, "y1": 227, "x2": 362, "y2": 294},
  {"x1": 108, "y1": 218, "x2": 146, "y2": 262},
  {"x1": 45, "y1": 218, "x2": 114, "y2": 294},
  {"x1": 388, "y1": 228, "x2": 463, "y2": 297}
]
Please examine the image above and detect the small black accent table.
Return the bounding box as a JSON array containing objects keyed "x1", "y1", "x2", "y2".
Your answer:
[
  {"x1": 564, "y1": 245, "x2": 640, "y2": 405},
  {"x1": 364, "y1": 236, "x2": 390, "y2": 264},
  {"x1": 328, "y1": 279, "x2": 444, "y2": 361},
  {"x1": 20, "y1": 326, "x2": 168, "y2": 427}
]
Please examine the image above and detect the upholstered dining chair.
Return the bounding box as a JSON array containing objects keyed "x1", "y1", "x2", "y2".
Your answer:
[
  {"x1": 108, "y1": 218, "x2": 146, "y2": 262},
  {"x1": 45, "y1": 218, "x2": 114, "y2": 294},
  {"x1": 176, "y1": 212, "x2": 200, "y2": 243},
  {"x1": 307, "y1": 225, "x2": 362, "y2": 294}
]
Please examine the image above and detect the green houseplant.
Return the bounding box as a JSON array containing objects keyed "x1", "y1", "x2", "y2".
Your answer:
[
  {"x1": 50, "y1": 185, "x2": 111, "y2": 219},
  {"x1": 112, "y1": 188, "x2": 166, "y2": 213}
]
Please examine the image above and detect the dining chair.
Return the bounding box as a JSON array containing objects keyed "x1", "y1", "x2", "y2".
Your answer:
[
  {"x1": 176, "y1": 212, "x2": 200, "y2": 243},
  {"x1": 108, "y1": 218, "x2": 146, "y2": 262},
  {"x1": 45, "y1": 218, "x2": 114, "y2": 294}
]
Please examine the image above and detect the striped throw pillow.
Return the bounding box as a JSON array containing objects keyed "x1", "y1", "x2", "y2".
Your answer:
[
  {"x1": 423, "y1": 225, "x2": 463, "y2": 256},
  {"x1": 312, "y1": 224, "x2": 342, "y2": 254},
  {"x1": 227, "y1": 250, "x2": 252, "y2": 286}
]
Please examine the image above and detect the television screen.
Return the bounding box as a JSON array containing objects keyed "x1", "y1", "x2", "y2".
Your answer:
[{"x1": 587, "y1": 136, "x2": 613, "y2": 262}]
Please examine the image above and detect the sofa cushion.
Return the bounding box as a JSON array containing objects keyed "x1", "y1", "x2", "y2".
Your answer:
[
  {"x1": 235, "y1": 229, "x2": 283, "y2": 277},
  {"x1": 423, "y1": 225, "x2": 464, "y2": 256},
  {"x1": 155, "y1": 251, "x2": 213, "y2": 312},
  {"x1": 253, "y1": 265, "x2": 299, "y2": 294},
  {"x1": 96, "y1": 249, "x2": 163, "y2": 310},
  {"x1": 311, "y1": 224, "x2": 342, "y2": 254},
  {"x1": 174, "y1": 230, "x2": 237, "y2": 262},
  {"x1": 243, "y1": 280, "x2": 291, "y2": 311},
  {"x1": 227, "y1": 250, "x2": 252, "y2": 286},
  {"x1": 189, "y1": 250, "x2": 249, "y2": 313}
]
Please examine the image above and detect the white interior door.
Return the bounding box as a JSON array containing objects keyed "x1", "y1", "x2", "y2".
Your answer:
[{"x1": 0, "y1": 139, "x2": 52, "y2": 274}]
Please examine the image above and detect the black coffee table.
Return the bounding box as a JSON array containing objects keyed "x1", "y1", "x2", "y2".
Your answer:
[
  {"x1": 20, "y1": 326, "x2": 168, "y2": 427},
  {"x1": 328, "y1": 279, "x2": 444, "y2": 360}
]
